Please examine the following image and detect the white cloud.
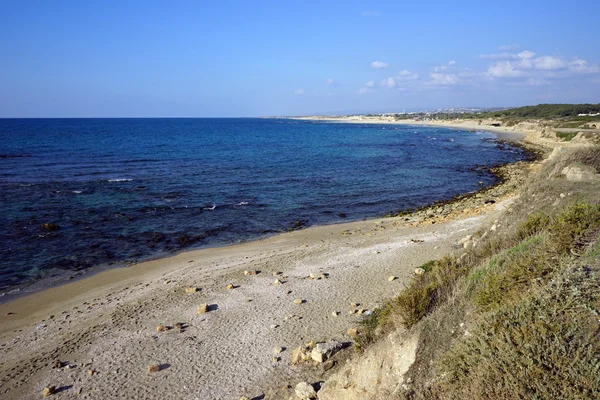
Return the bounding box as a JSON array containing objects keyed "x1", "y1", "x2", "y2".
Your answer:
[
  {"x1": 499, "y1": 44, "x2": 519, "y2": 51},
  {"x1": 381, "y1": 77, "x2": 397, "y2": 88},
  {"x1": 326, "y1": 78, "x2": 338, "y2": 86},
  {"x1": 533, "y1": 56, "x2": 567, "y2": 70},
  {"x1": 518, "y1": 50, "x2": 536, "y2": 59},
  {"x1": 429, "y1": 73, "x2": 459, "y2": 85},
  {"x1": 487, "y1": 61, "x2": 524, "y2": 78},
  {"x1": 397, "y1": 69, "x2": 419, "y2": 80},
  {"x1": 365, "y1": 80, "x2": 375, "y2": 87},
  {"x1": 433, "y1": 61, "x2": 457, "y2": 72},
  {"x1": 371, "y1": 61, "x2": 388, "y2": 69},
  {"x1": 485, "y1": 49, "x2": 599, "y2": 80},
  {"x1": 294, "y1": 88, "x2": 305, "y2": 95},
  {"x1": 479, "y1": 52, "x2": 519, "y2": 60},
  {"x1": 569, "y1": 58, "x2": 600, "y2": 74},
  {"x1": 361, "y1": 11, "x2": 380, "y2": 16}
]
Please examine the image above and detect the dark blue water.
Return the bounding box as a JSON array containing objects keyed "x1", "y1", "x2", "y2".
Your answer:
[{"x1": 0, "y1": 118, "x2": 530, "y2": 296}]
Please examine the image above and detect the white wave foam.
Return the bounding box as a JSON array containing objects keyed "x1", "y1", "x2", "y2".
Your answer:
[
  {"x1": 72, "y1": 190, "x2": 83, "y2": 194},
  {"x1": 107, "y1": 178, "x2": 133, "y2": 182}
]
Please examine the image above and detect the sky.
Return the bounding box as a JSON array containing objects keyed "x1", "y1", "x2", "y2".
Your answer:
[{"x1": 1, "y1": 0, "x2": 599, "y2": 117}]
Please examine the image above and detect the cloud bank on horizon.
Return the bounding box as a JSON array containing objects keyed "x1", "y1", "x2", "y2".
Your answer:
[{"x1": 0, "y1": 1, "x2": 599, "y2": 117}]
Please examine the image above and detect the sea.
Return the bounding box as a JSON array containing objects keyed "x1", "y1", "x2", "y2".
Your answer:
[{"x1": 0, "y1": 118, "x2": 531, "y2": 299}]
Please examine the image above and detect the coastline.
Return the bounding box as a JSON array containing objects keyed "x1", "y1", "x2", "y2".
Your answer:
[{"x1": 0, "y1": 122, "x2": 546, "y2": 399}]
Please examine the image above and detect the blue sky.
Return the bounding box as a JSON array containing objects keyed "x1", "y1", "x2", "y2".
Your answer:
[{"x1": 1, "y1": 0, "x2": 599, "y2": 117}]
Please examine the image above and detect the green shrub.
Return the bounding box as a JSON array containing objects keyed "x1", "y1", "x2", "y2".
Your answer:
[
  {"x1": 516, "y1": 213, "x2": 550, "y2": 240},
  {"x1": 437, "y1": 266, "x2": 600, "y2": 400},
  {"x1": 549, "y1": 201, "x2": 600, "y2": 255}
]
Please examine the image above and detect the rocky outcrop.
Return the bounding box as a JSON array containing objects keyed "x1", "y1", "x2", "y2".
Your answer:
[{"x1": 316, "y1": 331, "x2": 418, "y2": 400}]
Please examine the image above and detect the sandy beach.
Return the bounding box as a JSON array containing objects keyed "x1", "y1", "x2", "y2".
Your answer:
[{"x1": 0, "y1": 190, "x2": 515, "y2": 399}]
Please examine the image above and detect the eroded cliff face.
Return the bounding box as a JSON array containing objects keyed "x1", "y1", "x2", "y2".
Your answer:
[{"x1": 316, "y1": 331, "x2": 418, "y2": 400}]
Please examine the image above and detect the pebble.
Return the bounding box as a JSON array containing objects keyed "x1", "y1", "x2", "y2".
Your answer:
[
  {"x1": 273, "y1": 279, "x2": 282, "y2": 285},
  {"x1": 414, "y1": 268, "x2": 426, "y2": 275},
  {"x1": 332, "y1": 311, "x2": 339, "y2": 317},
  {"x1": 273, "y1": 346, "x2": 284, "y2": 354},
  {"x1": 184, "y1": 287, "x2": 199, "y2": 293},
  {"x1": 294, "y1": 299, "x2": 304, "y2": 305},
  {"x1": 388, "y1": 276, "x2": 397, "y2": 281},
  {"x1": 226, "y1": 283, "x2": 235, "y2": 290},
  {"x1": 42, "y1": 386, "x2": 56, "y2": 397},
  {"x1": 197, "y1": 304, "x2": 209, "y2": 314},
  {"x1": 147, "y1": 364, "x2": 160, "y2": 373},
  {"x1": 347, "y1": 328, "x2": 358, "y2": 338},
  {"x1": 156, "y1": 325, "x2": 168, "y2": 332},
  {"x1": 295, "y1": 382, "x2": 317, "y2": 399},
  {"x1": 244, "y1": 270, "x2": 258, "y2": 276}
]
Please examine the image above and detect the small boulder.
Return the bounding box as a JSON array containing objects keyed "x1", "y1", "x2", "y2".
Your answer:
[
  {"x1": 414, "y1": 268, "x2": 425, "y2": 275},
  {"x1": 184, "y1": 287, "x2": 199, "y2": 293},
  {"x1": 197, "y1": 304, "x2": 209, "y2": 314},
  {"x1": 347, "y1": 328, "x2": 358, "y2": 338},
  {"x1": 294, "y1": 299, "x2": 304, "y2": 305},
  {"x1": 311, "y1": 341, "x2": 342, "y2": 363},
  {"x1": 244, "y1": 270, "x2": 258, "y2": 276},
  {"x1": 388, "y1": 276, "x2": 397, "y2": 281},
  {"x1": 274, "y1": 279, "x2": 282, "y2": 285},
  {"x1": 147, "y1": 364, "x2": 160, "y2": 373},
  {"x1": 156, "y1": 325, "x2": 168, "y2": 332},
  {"x1": 291, "y1": 346, "x2": 312, "y2": 364},
  {"x1": 226, "y1": 283, "x2": 235, "y2": 290},
  {"x1": 42, "y1": 386, "x2": 56, "y2": 397},
  {"x1": 295, "y1": 381, "x2": 317, "y2": 399}
]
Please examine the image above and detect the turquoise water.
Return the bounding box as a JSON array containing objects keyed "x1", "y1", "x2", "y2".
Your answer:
[{"x1": 0, "y1": 118, "x2": 530, "y2": 295}]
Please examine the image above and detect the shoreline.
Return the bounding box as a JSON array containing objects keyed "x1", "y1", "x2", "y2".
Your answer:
[{"x1": 0, "y1": 121, "x2": 536, "y2": 306}]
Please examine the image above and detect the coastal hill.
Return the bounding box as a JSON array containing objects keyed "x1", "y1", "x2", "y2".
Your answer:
[{"x1": 302, "y1": 112, "x2": 600, "y2": 399}]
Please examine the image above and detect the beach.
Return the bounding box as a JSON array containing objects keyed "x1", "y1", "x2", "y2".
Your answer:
[{"x1": 0, "y1": 191, "x2": 517, "y2": 399}]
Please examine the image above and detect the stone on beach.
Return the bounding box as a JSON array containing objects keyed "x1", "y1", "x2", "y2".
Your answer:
[
  {"x1": 311, "y1": 341, "x2": 342, "y2": 363},
  {"x1": 244, "y1": 270, "x2": 258, "y2": 276},
  {"x1": 274, "y1": 279, "x2": 282, "y2": 285},
  {"x1": 388, "y1": 276, "x2": 397, "y2": 281},
  {"x1": 347, "y1": 328, "x2": 358, "y2": 338},
  {"x1": 184, "y1": 287, "x2": 199, "y2": 293},
  {"x1": 294, "y1": 299, "x2": 304, "y2": 305},
  {"x1": 291, "y1": 346, "x2": 312, "y2": 365},
  {"x1": 197, "y1": 304, "x2": 209, "y2": 314},
  {"x1": 295, "y1": 381, "x2": 317, "y2": 399},
  {"x1": 414, "y1": 268, "x2": 426, "y2": 275},
  {"x1": 42, "y1": 386, "x2": 56, "y2": 397},
  {"x1": 147, "y1": 364, "x2": 160, "y2": 373},
  {"x1": 226, "y1": 283, "x2": 235, "y2": 290},
  {"x1": 273, "y1": 346, "x2": 284, "y2": 354},
  {"x1": 156, "y1": 325, "x2": 168, "y2": 332}
]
